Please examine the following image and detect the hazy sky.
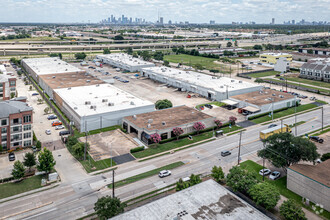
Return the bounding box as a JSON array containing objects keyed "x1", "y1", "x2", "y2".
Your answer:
[{"x1": 0, "y1": 0, "x2": 329, "y2": 24}]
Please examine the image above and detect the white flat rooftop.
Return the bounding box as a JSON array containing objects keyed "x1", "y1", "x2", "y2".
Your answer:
[
  {"x1": 261, "y1": 53, "x2": 291, "y2": 56},
  {"x1": 112, "y1": 180, "x2": 270, "y2": 220},
  {"x1": 22, "y1": 57, "x2": 84, "y2": 75},
  {"x1": 97, "y1": 53, "x2": 155, "y2": 67},
  {"x1": 142, "y1": 66, "x2": 260, "y2": 93},
  {"x1": 54, "y1": 84, "x2": 154, "y2": 117}
]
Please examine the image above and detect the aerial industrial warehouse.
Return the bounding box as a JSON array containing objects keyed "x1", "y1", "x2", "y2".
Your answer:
[
  {"x1": 53, "y1": 84, "x2": 155, "y2": 132},
  {"x1": 141, "y1": 66, "x2": 262, "y2": 101},
  {"x1": 97, "y1": 53, "x2": 155, "y2": 72}
]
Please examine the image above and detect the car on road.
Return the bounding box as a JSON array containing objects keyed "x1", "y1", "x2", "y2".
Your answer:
[
  {"x1": 268, "y1": 124, "x2": 277, "y2": 128},
  {"x1": 55, "y1": 125, "x2": 65, "y2": 130},
  {"x1": 221, "y1": 151, "x2": 231, "y2": 157},
  {"x1": 8, "y1": 152, "x2": 15, "y2": 161},
  {"x1": 259, "y1": 169, "x2": 271, "y2": 176},
  {"x1": 45, "y1": 129, "x2": 51, "y2": 135},
  {"x1": 52, "y1": 120, "x2": 62, "y2": 126},
  {"x1": 31, "y1": 93, "x2": 39, "y2": 96},
  {"x1": 159, "y1": 170, "x2": 171, "y2": 178},
  {"x1": 47, "y1": 114, "x2": 57, "y2": 120},
  {"x1": 59, "y1": 130, "x2": 70, "y2": 136},
  {"x1": 269, "y1": 171, "x2": 281, "y2": 180},
  {"x1": 309, "y1": 136, "x2": 324, "y2": 143}
]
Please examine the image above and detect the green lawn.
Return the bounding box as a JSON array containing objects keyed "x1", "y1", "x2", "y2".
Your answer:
[
  {"x1": 315, "y1": 100, "x2": 328, "y2": 104},
  {"x1": 196, "y1": 101, "x2": 226, "y2": 109},
  {"x1": 248, "y1": 71, "x2": 280, "y2": 78},
  {"x1": 240, "y1": 160, "x2": 330, "y2": 219},
  {"x1": 132, "y1": 131, "x2": 214, "y2": 158},
  {"x1": 79, "y1": 153, "x2": 116, "y2": 173},
  {"x1": 285, "y1": 77, "x2": 330, "y2": 89},
  {"x1": 108, "y1": 161, "x2": 184, "y2": 188},
  {"x1": 251, "y1": 104, "x2": 318, "y2": 124},
  {"x1": 264, "y1": 78, "x2": 330, "y2": 94},
  {"x1": 0, "y1": 175, "x2": 44, "y2": 199},
  {"x1": 164, "y1": 54, "x2": 232, "y2": 73}
]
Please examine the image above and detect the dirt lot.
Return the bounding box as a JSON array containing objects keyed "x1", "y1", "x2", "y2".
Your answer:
[{"x1": 79, "y1": 129, "x2": 139, "y2": 161}]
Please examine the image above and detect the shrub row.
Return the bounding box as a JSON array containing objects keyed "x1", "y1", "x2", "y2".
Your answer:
[
  {"x1": 130, "y1": 146, "x2": 145, "y2": 153},
  {"x1": 0, "y1": 176, "x2": 14, "y2": 183}
]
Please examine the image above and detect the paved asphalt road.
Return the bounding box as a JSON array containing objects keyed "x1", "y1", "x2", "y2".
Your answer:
[{"x1": 1, "y1": 106, "x2": 329, "y2": 220}]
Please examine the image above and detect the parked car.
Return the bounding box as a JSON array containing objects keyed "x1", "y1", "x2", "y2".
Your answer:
[
  {"x1": 8, "y1": 152, "x2": 15, "y2": 161},
  {"x1": 31, "y1": 93, "x2": 39, "y2": 96},
  {"x1": 205, "y1": 104, "x2": 213, "y2": 109},
  {"x1": 275, "y1": 74, "x2": 281, "y2": 77},
  {"x1": 47, "y1": 114, "x2": 57, "y2": 120},
  {"x1": 268, "y1": 124, "x2": 277, "y2": 129},
  {"x1": 242, "y1": 111, "x2": 249, "y2": 116},
  {"x1": 52, "y1": 120, "x2": 62, "y2": 126},
  {"x1": 221, "y1": 150, "x2": 231, "y2": 157},
  {"x1": 32, "y1": 146, "x2": 37, "y2": 153},
  {"x1": 309, "y1": 97, "x2": 317, "y2": 101},
  {"x1": 279, "y1": 77, "x2": 285, "y2": 81},
  {"x1": 159, "y1": 170, "x2": 171, "y2": 178},
  {"x1": 59, "y1": 130, "x2": 70, "y2": 136},
  {"x1": 55, "y1": 125, "x2": 65, "y2": 130},
  {"x1": 45, "y1": 129, "x2": 51, "y2": 135},
  {"x1": 269, "y1": 171, "x2": 281, "y2": 180},
  {"x1": 309, "y1": 136, "x2": 324, "y2": 143},
  {"x1": 259, "y1": 169, "x2": 271, "y2": 176}
]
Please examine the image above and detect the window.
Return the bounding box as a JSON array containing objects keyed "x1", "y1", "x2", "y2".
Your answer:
[
  {"x1": 24, "y1": 124, "x2": 31, "y2": 131},
  {"x1": 1, "y1": 136, "x2": 7, "y2": 142},
  {"x1": 24, "y1": 132, "x2": 31, "y2": 139},
  {"x1": 1, "y1": 127, "x2": 7, "y2": 133},
  {"x1": 10, "y1": 81, "x2": 16, "y2": 87},
  {"x1": 13, "y1": 142, "x2": 20, "y2": 147},
  {"x1": 23, "y1": 115, "x2": 31, "y2": 123},
  {"x1": 1, "y1": 119, "x2": 7, "y2": 126},
  {"x1": 13, "y1": 118, "x2": 19, "y2": 124},
  {"x1": 10, "y1": 87, "x2": 16, "y2": 91},
  {"x1": 12, "y1": 126, "x2": 21, "y2": 133},
  {"x1": 24, "y1": 140, "x2": 32, "y2": 147}
]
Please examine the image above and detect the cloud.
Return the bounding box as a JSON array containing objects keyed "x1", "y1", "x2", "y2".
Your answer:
[{"x1": 0, "y1": 0, "x2": 328, "y2": 23}]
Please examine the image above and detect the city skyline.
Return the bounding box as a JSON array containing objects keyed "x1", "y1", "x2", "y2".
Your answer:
[{"x1": 0, "y1": 0, "x2": 329, "y2": 24}]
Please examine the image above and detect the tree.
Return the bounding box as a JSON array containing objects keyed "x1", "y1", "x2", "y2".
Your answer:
[
  {"x1": 59, "y1": 53, "x2": 62, "y2": 59},
  {"x1": 226, "y1": 166, "x2": 258, "y2": 194},
  {"x1": 75, "y1": 52, "x2": 87, "y2": 60},
  {"x1": 155, "y1": 99, "x2": 173, "y2": 109},
  {"x1": 23, "y1": 152, "x2": 36, "y2": 172},
  {"x1": 258, "y1": 133, "x2": 319, "y2": 173},
  {"x1": 211, "y1": 165, "x2": 225, "y2": 183},
  {"x1": 172, "y1": 47, "x2": 177, "y2": 53},
  {"x1": 163, "y1": 60, "x2": 170, "y2": 67},
  {"x1": 12, "y1": 160, "x2": 25, "y2": 181},
  {"x1": 37, "y1": 147, "x2": 56, "y2": 174},
  {"x1": 193, "y1": 122, "x2": 205, "y2": 134},
  {"x1": 44, "y1": 107, "x2": 50, "y2": 115},
  {"x1": 103, "y1": 49, "x2": 111, "y2": 54},
  {"x1": 0, "y1": 144, "x2": 2, "y2": 152},
  {"x1": 189, "y1": 174, "x2": 201, "y2": 185},
  {"x1": 253, "y1": 45, "x2": 263, "y2": 50},
  {"x1": 113, "y1": 35, "x2": 124, "y2": 40},
  {"x1": 234, "y1": 40, "x2": 238, "y2": 47},
  {"x1": 67, "y1": 136, "x2": 79, "y2": 148},
  {"x1": 94, "y1": 196, "x2": 126, "y2": 219},
  {"x1": 72, "y1": 142, "x2": 89, "y2": 160},
  {"x1": 307, "y1": 49, "x2": 313, "y2": 54},
  {"x1": 229, "y1": 116, "x2": 237, "y2": 125},
  {"x1": 194, "y1": 63, "x2": 204, "y2": 70},
  {"x1": 150, "y1": 133, "x2": 161, "y2": 144},
  {"x1": 172, "y1": 127, "x2": 184, "y2": 140},
  {"x1": 126, "y1": 47, "x2": 133, "y2": 55},
  {"x1": 214, "y1": 120, "x2": 222, "y2": 129},
  {"x1": 141, "y1": 50, "x2": 151, "y2": 61},
  {"x1": 280, "y1": 199, "x2": 307, "y2": 220},
  {"x1": 153, "y1": 51, "x2": 164, "y2": 60},
  {"x1": 227, "y1": 42, "x2": 232, "y2": 47},
  {"x1": 36, "y1": 140, "x2": 42, "y2": 150},
  {"x1": 321, "y1": 152, "x2": 330, "y2": 162},
  {"x1": 176, "y1": 178, "x2": 190, "y2": 191},
  {"x1": 248, "y1": 182, "x2": 280, "y2": 210}
]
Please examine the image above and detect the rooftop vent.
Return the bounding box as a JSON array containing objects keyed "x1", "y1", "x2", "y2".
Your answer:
[
  {"x1": 74, "y1": 107, "x2": 78, "y2": 110},
  {"x1": 108, "y1": 102, "x2": 114, "y2": 106},
  {"x1": 130, "y1": 101, "x2": 135, "y2": 105},
  {"x1": 231, "y1": 80, "x2": 235, "y2": 82},
  {"x1": 272, "y1": 93, "x2": 276, "y2": 96},
  {"x1": 162, "y1": 121, "x2": 166, "y2": 126},
  {"x1": 279, "y1": 95, "x2": 284, "y2": 98},
  {"x1": 133, "y1": 115, "x2": 137, "y2": 120},
  {"x1": 52, "y1": 76, "x2": 56, "y2": 79},
  {"x1": 147, "y1": 124, "x2": 151, "y2": 128},
  {"x1": 102, "y1": 99, "x2": 108, "y2": 102},
  {"x1": 85, "y1": 101, "x2": 91, "y2": 105},
  {"x1": 239, "y1": 81, "x2": 242, "y2": 83},
  {"x1": 86, "y1": 80, "x2": 91, "y2": 83},
  {"x1": 96, "y1": 84, "x2": 100, "y2": 87},
  {"x1": 148, "y1": 119, "x2": 153, "y2": 124},
  {"x1": 68, "y1": 87, "x2": 71, "y2": 90}
]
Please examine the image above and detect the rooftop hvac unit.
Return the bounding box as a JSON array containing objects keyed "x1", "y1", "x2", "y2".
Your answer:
[
  {"x1": 147, "y1": 124, "x2": 151, "y2": 128},
  {"x1": 162, "y1": 121, "x2": 166, "y2": 126},
  {"x1": 85, "y1": 101, "x2": 91, "y2": 105},
  {"x1": 74, "y1": 107, "x2": 78, "y2": 110},
  {"x1": 52, "y1": 76, "x2": 56, "y2": 78},
  {"x1": 148, "y1": 119, "x2": 153, "y2": 124},
  {"x1": 220, "y1": 86, "x2": 224, "y2": 88},
  {"x1": 272, "y1": 93, "x2": 276, "y2": 96},
  {"x1": 231, "y1": 80, "x2": 235, "y2": 82},
  {"x1": 279, "y1": 95, "x2": 284, "y2": 98},
  {"x1": 239, "y1": 81, "x2": 242, "y2": 83},
  {"x1": 108, "y1": 102, "x2": 114, "y2": 106},
  {"x1": 133, "y1": 115, "x2": 137, "y2": 120},
  {"x1": 90, "y1": 105, "x2": 94, "y2": 109},
  {"x1": 102, "y1": 99, "x2": 108, "y2": 102},
  {"x1": 96, "y1": 84, "x2": 100, "y2": 87},
  {"x1": 86, "y1": 80, "x2": 91, "y2": 83},
  {"x1": 68, "y1": 87, "x2": 71, "y2": 90},
  {"x1": 130, "y1": 101, "x2": 135, "y2": 105},
  {"x1": 65, "y1": 69, "x2": 68, "y2": 71}
]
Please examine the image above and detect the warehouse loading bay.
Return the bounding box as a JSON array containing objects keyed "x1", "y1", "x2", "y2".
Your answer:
[{"x1": 71, "y1": 61, "x2": 245, "y2": 122}]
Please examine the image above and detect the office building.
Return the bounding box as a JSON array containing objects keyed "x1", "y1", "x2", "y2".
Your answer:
[
  {"x1": 259, "y1": 53, "x2": 292, "y2": 64},
  {"x1": 272, "y1": 18, "x2": 275, "y2": 24},
  {"x1": 0, "y1": 100, "x2": 33, "y2": 151},
  {"x1": 159, "y1": 17, "x2": 163, "y2": 25},
  {"x1": 210, "y1": 20, "x2": 215, "y2": 25},
  {"x1": 140, "y1": 66, "x2": 262, "y2": 101},
  {"x1": 53, "y1": 84, "x2": 154, "y2": 132},
  {"x1": 97, "y1": 53, "x2": 155, "y2": 72}
]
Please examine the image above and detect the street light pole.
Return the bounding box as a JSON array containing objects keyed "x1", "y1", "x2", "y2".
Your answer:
[
  {"x1": 294, "y1": 96, "x2": 297, "y2": 136},
  {"x1": 321, "y1": 106, "x2": 324, "y2": 131},
  {"x1": 237, "y1": 131, "x2": 242, "y2": 165}
]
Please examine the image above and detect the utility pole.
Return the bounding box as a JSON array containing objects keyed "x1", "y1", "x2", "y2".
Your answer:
[
  {"x1": 294, "y1": 96, "x2": 297, "y2": 136},
  {"x1": 237, "y1": 131, "x2": 242, "y2": 165},
  {"x1": 271, "y1": 98, "x2": 274, "y2": 122},
  {"x1": 321, "y1": 106, "x2": 324, "y2": 131},
  {"x1": 110, "y1": 143, "x2": 115, "y2": 198},
  {"x1": 281, "y1": 119, "x2": 283, "y2": 132},
  {"x1": 84, "y1": 120, "x2": 87, "y2": 161}
]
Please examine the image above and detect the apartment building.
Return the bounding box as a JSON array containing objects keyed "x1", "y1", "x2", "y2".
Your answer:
[
  {"x1": 300, "y1": 58, "x2": 330, "y2": 82},
  {"x1": 0, "y1": 100, "x2": 33, "y2": 151},
  {"x1": 0, "y1": 73, "x2": 16, "y2": 101}
]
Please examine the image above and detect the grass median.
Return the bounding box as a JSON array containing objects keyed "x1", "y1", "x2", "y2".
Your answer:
[
  {"x1": 0, "y1": 175, "x2": 44, "y2": 200},
  {"x1": 108, "y1": 161, "x2": 184, "y2": 188},
  {"x1": 248, "y1": 71, "x2": 280, "y2": 78},
  {"x1": 251, "y1": 104, "x2": 318, "y2": 124},
  {"x1": 80, "y1": 154, "x2": 116, "y2": 173},
  {"x1": 284, "y1": 77, "x2": 330, "y2": 90}
]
